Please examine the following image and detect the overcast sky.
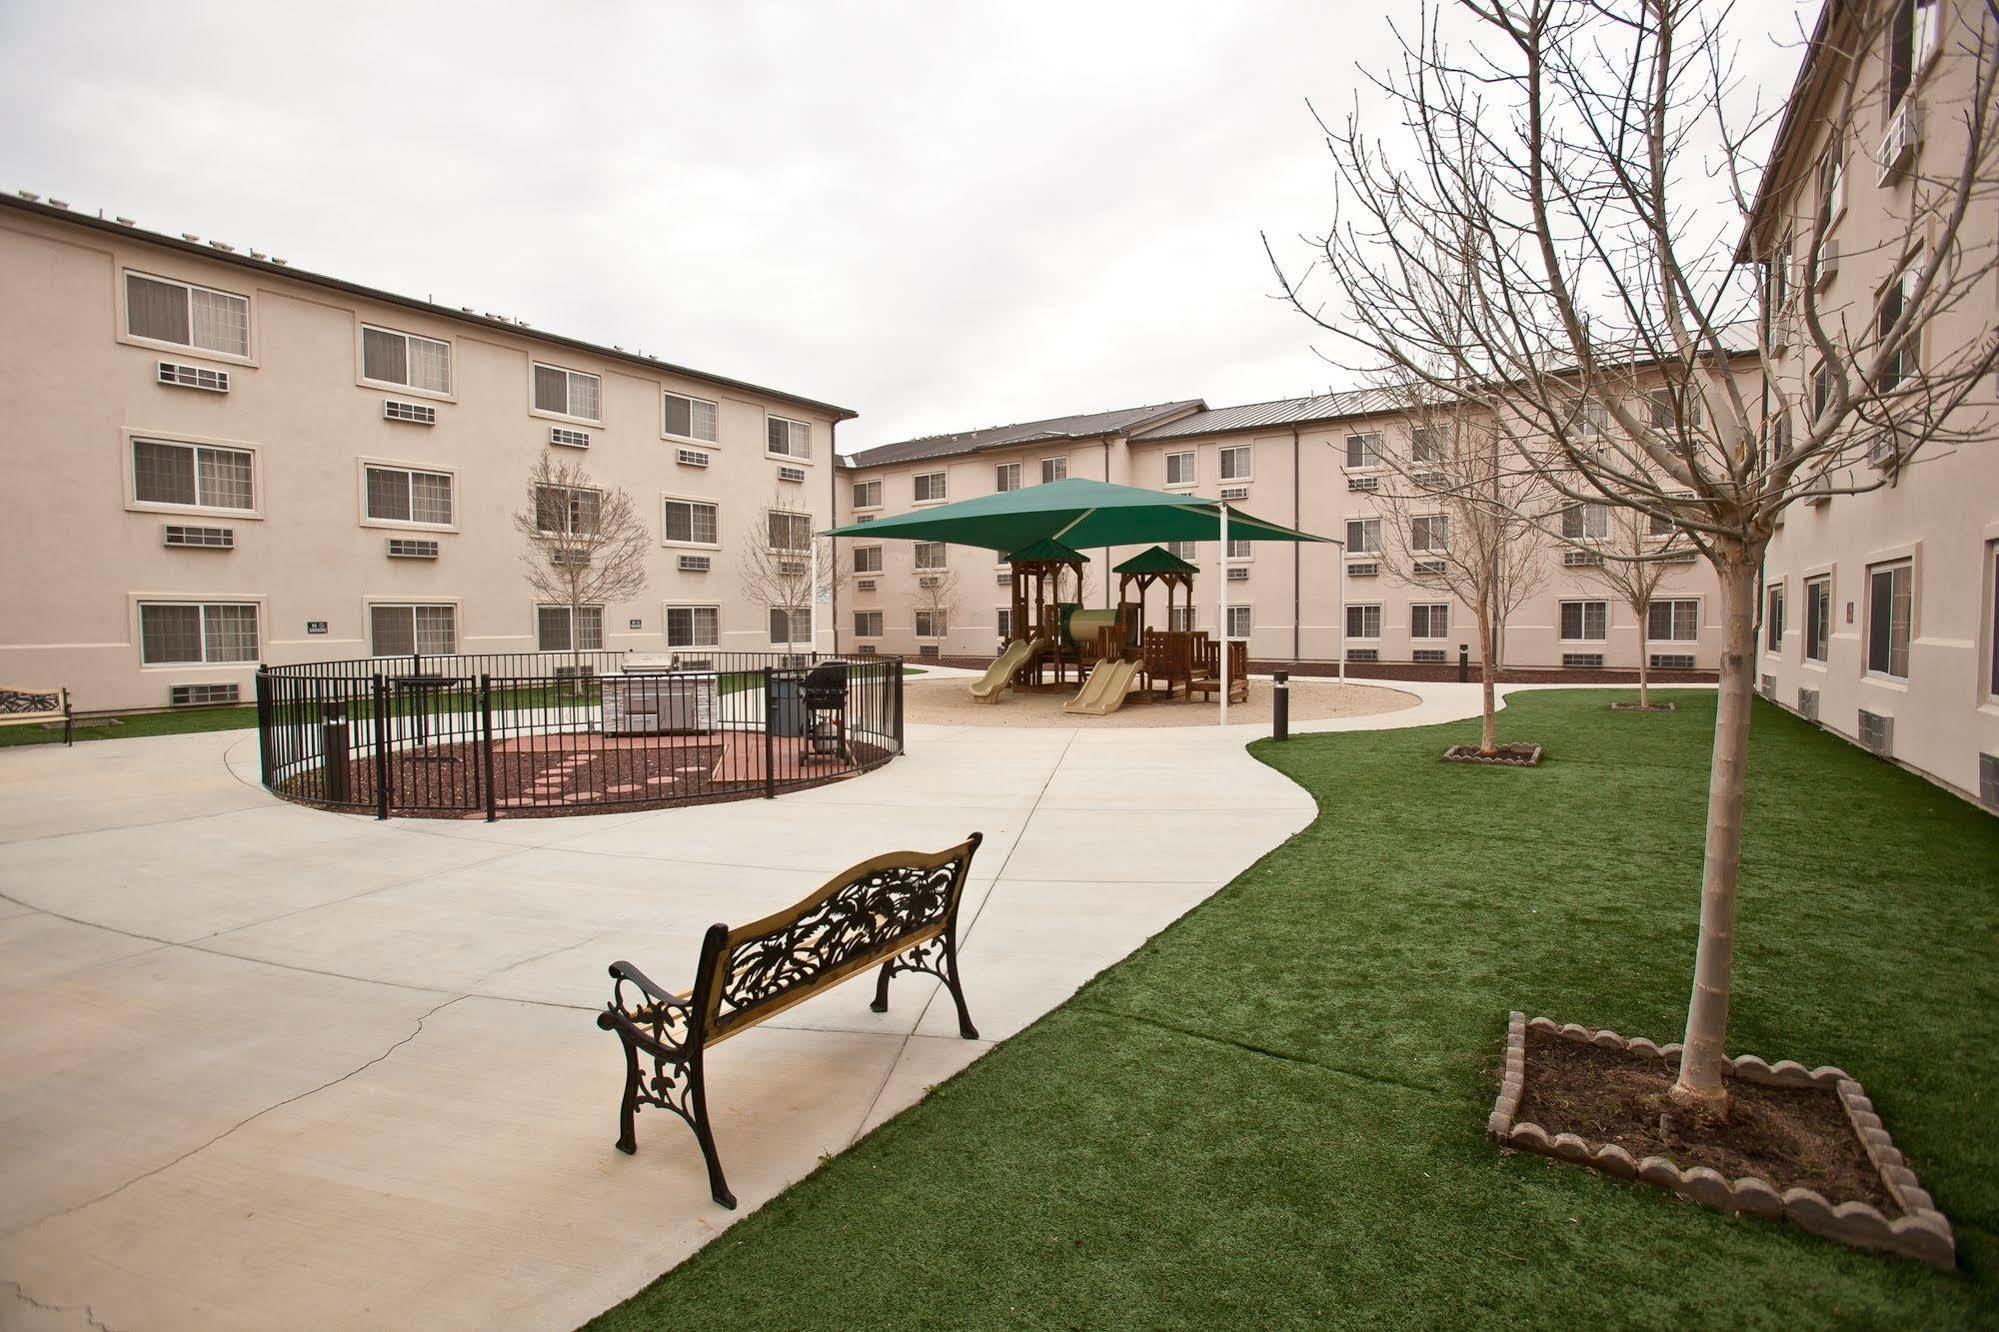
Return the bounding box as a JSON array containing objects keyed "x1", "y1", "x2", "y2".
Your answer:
[{"x1": 0, "y1": 1, "x2": 1814, "y2": 453}]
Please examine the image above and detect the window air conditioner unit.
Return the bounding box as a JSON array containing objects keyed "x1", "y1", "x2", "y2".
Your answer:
[
  {"x1": 855, "y1": 513, "x2": 875, "y2": 523},
  {"x1": 1813, "y1": 238, "x2": 1839, "y2": 290},
  {"x1": 551, "y1": 548, "x2": 591, "y2": 566},
  {"x1": 1347, "y1": 475, "x2": 1379, "y2": 492},
  {"x1": 1877, "y1": 101, "x2": 1921, "y2": 184},
  {"x1": 677, "y1": 657, "x2": 715, "y2": 671},
  {"x1": 777, "y1": 465, "x2": 807, "y2": 484},
  {"x1": 857, "y1": 644, "x2": 878, "y2": 656},
  {"x1": 384, "y1": 399, "x2": 437, "y2": 425},
  {"x1": 1346, "y1": 648, "x2": 1378, "y2": 663},
  {"x1": 1411, "y1": 649, "x2": 1447, "y2": 664},
  {"x1": 996, "y1": 572, "x2": 1013, "y2": 585},
  {"x1": 1804, "y1": 475, "x2": 1834, "y2": 506},
  {"x1": 1411, "y1": 472, "x2": 1447, "y2": 491},
  {"x1": 1226, "y1": 566, "x2": 1249, "y2": 582},
  {"x1": 919, "y1": 576, "x2": 942, "y2": 588},
  {"x1": 157, "y1": 361, "x2": 229, "y2": 392},
  {"x1": 553, "y1": 664, "x2": 596, "y2": 682},
  {"x1": 777, "y1": 559, "x2": 808, "y2": 576},
  {"x1": 163, "y1": 524, "x2": 234, "y2": 549},
  {"x1": 1798, "y1": 686, "x2": 1820, "y2": 722},
  {"x1": 1220, "y1": 486, "x2": 1249, "y2": 501},
  {"x1": 1413, "y1": 558, "x2": 1446, "y2": 576},
  {"x1": 1563, "y1": 550, "x2": 1602, "y2": 567},
  {"x1": 1649, "y1": 653, "x2": 1696, "y2": 670},
  {"x1": 1857, "y1": 708, "x2": 1894, "y2": 757},
  {"x1": 1563, "y1": 653, "x2": 1605, "y2": 669},
  {"x1": 1346, "y1": 561, "x2": 1380, "y2": 578},
  {"x1": 170, "y1": 682, "x2": 239, "y2": 706},
  {"x1": 676, "y1": 448, "x2": 711, "y2": 467},
  {"x1": 677, "y1": 554, "x2": 712, "y2": 573},
  {"x1": 857, "y1": 578, "x2": 876, "y2": 591},
  {"x1": 1660, "y1": 549, "x2": 1698, "y2": 563},
  {"x1": 550, "y1": 426, "x2": 590, "y2": 448},
  {"x1": 387, "y1": 537, "x2": 440, "y2": 559}
]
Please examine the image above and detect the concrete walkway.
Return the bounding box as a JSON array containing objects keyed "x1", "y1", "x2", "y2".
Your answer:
[{"x1": 0, "y1": 680, "x2": 1509, "y2": 1331}]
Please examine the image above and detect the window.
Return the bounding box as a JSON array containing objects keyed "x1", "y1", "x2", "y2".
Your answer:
[
  {"x1": 125, "y1": 272, "x2": 249, "y2": 357},
  {"x1": 1166, "y1": 451, "x2": 1196, "y2": 486},
  {"x1": 1561, "y1": 600, "x2": 1608, "y2": 641},
  {"x1": 1764, "y1": 237, "x2": 1793, "y2": 317},
  {"x1": 769, "y1": 607, "x2": 809, "y2": 644},
  {"x1": 664, "y1": 392, "x2": 719, "y2": 443},
  {"x1": 132, "y1": 439, "x2": 254, "y2": 511},
  {"x1": 532, "y1": 363, "x2": 601, "y2": 420},
  {"x1": 537, "y1": 604, "x2": 604, "y2": 652},
  {"x1": 852, "y1": 479, "x2": 882, "y2": 509},
  {"x1": 362, "y1": 325, "x2": 451, "y2": 394},
  {"x1": 1219, "y1": 446, "x2": 1251, "y2": 481},
  {"x1": 1411, "y1": 514, "x2": 1449, "y2": 551},
  {"x1": 1571, "y1": 401, "x2": 1609, "y2": 437},
  {"x1": 1345, "y1": 433, "x2": 1381, "y2": 469},
  {"x1": 1410, "y1": 603, "x2": 1449, "y2": 639},
  {"x1": 1876, "y1": 260, "x2": 1920, "y2": 393},
  {"x1": 666, "y1": 605, "x2": 719, "y2": 648},
  {"x1": 364, "y1": 465, "x2": 454, "y2": 525},
  {"x1": 663, "y1": 498, "x2": 719, "y2": 546},
  {"x1": 914, "y1": 542, "x2": 946, "y2": 571},
  {"x1": 914, "y1": 471, "x2": 947, "y2": 503},
  {"x1": 534, "y1": 484, "x2": 601, "y2": 536},
  {"x1": 1762, "y1": 409, "x2": 1793, "y2": 473},
  {"x1": 766, "y1": 510, "x2": 811, "y2": 552},
  {"x1": 370, "y1": 604, "x2": 456, "y2": 656},
  {"x1": 1765, "y1": 584, "x2": 1786, "y2": 652},
  {"x1": 1817, "y1": 153, "x2": 1845, "y2": 233},
  {"x1": 1805, "y1": 575, "x2": 1832, "y2": 663},
  {"x1": 1168, "y1": 606, "x2": 1195, "y2": 633},
  {"x1": 1346, "y1": 603, "x2": 1382, "y2": 639},
  {"x1": 1561, "y1": 503, "x2": 1610, "y2": 540},
  {"x1": 1226, "y1": 605, "x2": 1252, "y2": 638},
  {"x1": 1648, "y1": 599, "x2": 1701, "y2": 642},
  {"x1": 139, "y1": 602, "x2": 259, "y2": 664},
  {"x1": 915, "y1": 609, "x2": 947, "y2": 638},
  {"x1": 1346, "y1": 518, "x2": 1381, "y2": 554},
  {"x1": 766, "y1": 416, "x2": 811, "y2": 459},
  {"x1": 854, "y1": 545, "x2": 883, "y2": 574},
  {"x1": 995, "y1": 462, "x2": 1021, "y2": 493},
  {"x1": 1409, "y1": 428, "x2": 1445, "y2": 464},
  {"x1": 1811, "y1": 361, "x2": 1838, "y2": 423},
  {"x1": 1648, "y1": 388, "x2": 1699, "y2": 429},
  {"x1": 1889, "y1": 0, "x2": 1941, "y2": 110},
  {"x1": 854, "y1": 610, "x2": 883, "y2": 637},
  {"x1": 1227, "y1": 538, "x2": 1251, "y2": 561},
  {"x1": 995, "y1": 608, "x2": 1013, "y2": 640},
  {"x1": 1041, "y1": 456, "x2": 1069, "y2": 484},
  {"x1": 1867, "y1": 560, "x2": 1913, "y2": 677},
  {"x1": 1166, "y1": 540, "x2": 1197, "y2": 562}
]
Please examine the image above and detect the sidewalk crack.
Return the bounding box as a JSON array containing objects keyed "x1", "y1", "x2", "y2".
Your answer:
[{"x1": 2, "y1": 1278, "x2": 123, "y2": 1332}]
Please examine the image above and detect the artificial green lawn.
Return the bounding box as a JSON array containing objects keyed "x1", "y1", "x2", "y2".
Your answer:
[{"x1": 588, "y1": 689, "x2": 1999, "y2": 1329}]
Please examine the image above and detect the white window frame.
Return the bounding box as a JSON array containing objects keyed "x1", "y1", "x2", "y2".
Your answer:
[
  {"x1": 358, "y1": 323, "x2": 453, "y2": 399},
  {"x1": 854, "y1": 610, "x2": 884, "y2": 638},
  {"x1": 1345, "y1": 432, "x2": 1382, "y2": 470},
  {"x1": 530, "y1": 362, "x2": 603, "y2": 424},
  {"x1": 1562, "y1": 503, "x2": 1611, "y2": 541},
  {"x1": 1167, "y1": 605, "x2": 1196, "y2": 633},
  {"x1": 765, "y1": 414, "x2": 813, "y2": 462},
  {"x1": 1411, "y1": 513, "x2": 1449, "y2": 553},
  {"x1": 1166, "y1": 540, "x2": 1198, "y2": 562},
  {"x1": 135, "y1": 598, "x2": 262, "y2": 667},
  {"x1": 995, "y1": 607, "x2": 1013, "y2": 640},
  {"x1": 664, "y1": 603, "x2": 721, "y2": 649},
  {"x1": 1040, "y1": 456, "x2": 1069, "y2": 484},
  {"x1": 852, "y1": 479, "x2": 882, "y2": 510},
  {"x1": 853, "y1": 545, "x2": 883, "y2": 574},
  {"x1": 765, "y1": 508, "x2": 812, "y2": 554},
  {"x1": 1346, "y1": 517, "x2": 1381, "y2": 555},
  {"x1": 913, "y1": 541, "x2": 947, "y2": 571},
  {"x1": 536, "y1": 603, "x2": 605, "y2": 653},
  {"x1": 122, "y1": 270, "x2": 252, "y2": 362},
  {"x1": 1647, "y1": 598, "x2": 1702, "y2": 643},
  {"x1": 913, "y1": 471, "x2": 948, "y2": 504},
  {"x1": 1765, "y1": 582, "x2": 1786, "y2": 654},
  {"x1": 366, "y1": 601, "x2": 459, "y2": 657},
  {"x1": 995, "y1": 462, "x2": 1022, "y2": 493},
  {"x1": 914, "y1": 609, "x2": 947, "y2": 639},
  {"x1": 663, "y1": 391, "x2": 720, "y2": 444},
  {"x1": 1165, "y1": 451, "x2": 1196, "y2": 487},
  {"x1": 1410, "y1": 602, "x2": 1450, "y2": 639},
  {"x1": 1218, "y1": 445, "x2": 1252, "y2": 482},
  {"x1": 661, "y1": 494, "x2": 721, "y2": 549},
  {"x1": 1345, "y1": 603, "x2": 1383, "y2": 640},
  {"x1": 359, "y1": 459, "x2": 457, "y2": 531},
  {"x1": 1865, "y1": 558, "x2": 1914, "y2": 680},
  {"x1": 1226, "y1": 538, "x2": 1252, "y2": 563},
  {"x1": 1804, "y1": 573, "x2": 1833, "y2": 665},
  {"x1": 126, "y1": 432, "x2": 262, "y2": 518},
  {"x1": 533, "y1": 483, "x2": 603, "y2": 537},
  {"x1": 1226, "y1": 604, "x2": 1252, "y2": 639},
  {"x1": 768, "y1": 605, "x2": 810, "y2": 645},
  {"x1": 1559, "y1": 599, "x2": 1609, "y2": 642}
]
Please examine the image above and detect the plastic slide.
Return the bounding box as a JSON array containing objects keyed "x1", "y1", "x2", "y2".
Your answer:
[
  {"x1": 969, "y1": 638, "x2": 1044, "y2": 702},
  {"x1": 1063, "y1": 657, "x2": 1140, "y2": 716}
]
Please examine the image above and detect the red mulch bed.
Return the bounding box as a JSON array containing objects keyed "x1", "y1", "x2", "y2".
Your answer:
[{"x1": 1515, "y1": 1028, "x2": 1895, "y2": 1210}]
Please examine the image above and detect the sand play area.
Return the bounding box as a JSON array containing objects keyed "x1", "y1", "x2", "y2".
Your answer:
[{"x1": 902, "y1": 675, "x2": 1418, "y2": 728}]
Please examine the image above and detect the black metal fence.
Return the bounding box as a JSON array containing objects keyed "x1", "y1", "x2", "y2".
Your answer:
[{"x1": 256, "y1": 651, "x2": 905, "y2": 819}]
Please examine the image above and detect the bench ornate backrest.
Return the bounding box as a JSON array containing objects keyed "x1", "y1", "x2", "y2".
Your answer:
[
  {"x1": 0, "y1": 686, "x2": 67, "y2": 724},
  {"x1": 694, "y1": 832, "x2": 983, "y2": 1044}
]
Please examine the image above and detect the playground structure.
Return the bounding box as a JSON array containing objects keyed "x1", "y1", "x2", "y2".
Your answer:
[{"x1": 968, "y1": 541, "x2": 1249, "y2": 715}]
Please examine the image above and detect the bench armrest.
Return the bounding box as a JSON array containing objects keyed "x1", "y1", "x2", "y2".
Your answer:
[{"x1": 598, "y1": 960, "x2": 696, "y2": 1059}]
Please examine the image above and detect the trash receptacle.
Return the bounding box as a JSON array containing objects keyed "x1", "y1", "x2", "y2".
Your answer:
[{"x1": 767, "y1": 673, "x2": 805, "y2": 738}]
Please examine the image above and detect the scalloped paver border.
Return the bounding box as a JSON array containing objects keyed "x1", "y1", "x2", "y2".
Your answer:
[
  {"x1": 1488, "y1": 1012, "x2": 1954, "y2": 1268},
  {"x1": 1441, "y1": 743, "x2": 1544, "y2": 766}
]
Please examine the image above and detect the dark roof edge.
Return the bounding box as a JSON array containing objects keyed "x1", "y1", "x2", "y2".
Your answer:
[
  {"x1": 841, "y1": 399, "x2": 1203, "y2": 469},
  {"x1": 0, "y1": 193, "x2": 858, "y2": 420},
  {"x1": 1736, "y1": 0, "x2": 1845, "y2": 259}
]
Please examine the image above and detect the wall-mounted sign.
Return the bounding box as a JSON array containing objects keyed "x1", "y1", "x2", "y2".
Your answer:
[
  {"x1": 306, "y1": 621, "x2": 328, "y2": 635},
  {"x1": 628, "y1": 618, "x2": 643, "y2": 630}
]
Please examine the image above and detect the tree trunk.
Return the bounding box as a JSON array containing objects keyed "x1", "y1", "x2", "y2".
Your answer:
[
  {"x1": 1478, "y1": 606, "x2": 1498, "y2": 755},
  {"x1": 1671, "y1": 546, "x2": 1759, "y2": 1115},
  {"x1": 1636, "y1": 604, "x2": 1651, "y2": 708}
]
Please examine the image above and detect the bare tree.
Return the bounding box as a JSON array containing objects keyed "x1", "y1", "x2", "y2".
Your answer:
[
  {"x1": 1563, "y1": 502, "x2": 1690, "y2": 709},
  {"x1": 1272, "y1": 0, "x2": 1999, "y2": 1115},
  {"x1": 1370, "y1": 396, "x2": 1551, "y2": 754},
  {"x1": 512, "y1": 454, "x2": 651, "y2": 683},
  {"x1": 738, "y1": 492, "x2": 846, "y2": 658},
  {"x1": 914, "y1": 566, "x2": 961, "y2": 651}
]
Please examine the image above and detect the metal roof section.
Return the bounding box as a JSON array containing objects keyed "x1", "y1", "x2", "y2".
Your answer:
[
  {"x1": 844, "y1": 399, "x2": 1207, "y2": 468},
  {"x1": 0, "y1": 191, "x2": 857, "y2": 420},
  {"x1": 1130, "y1": 388, "x2": 1404, "y2": 441}
]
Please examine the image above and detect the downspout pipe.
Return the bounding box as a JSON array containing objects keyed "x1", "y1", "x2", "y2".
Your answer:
[
  {"x1": 828, "y1": 421, "x2": 839, "y2": 657},
  {"x1": 1292, "y1": 425, "x2": 1302, "y2": 663}
]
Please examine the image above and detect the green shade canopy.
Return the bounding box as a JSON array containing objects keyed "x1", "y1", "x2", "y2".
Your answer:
[
  {"x1": 1113, "y1": 545, "x2": 1199, "y2": 575},
  {"x1": 820, "y1": 477, "x2": 1329, "y2": 551},
  {"x1": 1004, "y1": 538, "x2": 1090, "y2": 564}
]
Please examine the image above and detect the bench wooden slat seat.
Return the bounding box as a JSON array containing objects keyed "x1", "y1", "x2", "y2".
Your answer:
[
  {"x1": 596, "y1": 832, "x2": 984, "y2": 1208},
  {"x1": 0, "y1": 685, "x2": 72, "y2": 745}
]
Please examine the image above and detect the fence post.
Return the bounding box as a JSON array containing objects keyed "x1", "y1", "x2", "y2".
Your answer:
[
  {"x1": 894, "y1": 657, "x2": 906, "y2": 754},
  {"x1": 480, "y1": 675, "x2": 497, "y2": 823},
  {"x1": 762, "y1": 667, "x2": 777, "y2": 799},
  {"x1": 373, "y1": 673, "x2": 391, "y2": 821},
  {"x1": 255, "y1": 669, "x2": 273, "y2": 788}
]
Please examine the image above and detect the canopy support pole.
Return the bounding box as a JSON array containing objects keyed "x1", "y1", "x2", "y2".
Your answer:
[{"x1": 1219, "y1": 501, "x2": 1230, "y2": 728}]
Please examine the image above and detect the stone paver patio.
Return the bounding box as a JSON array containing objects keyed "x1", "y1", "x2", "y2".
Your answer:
[{"x1": 0, "y1": 678, "x2": 1514, "y2": 1330}]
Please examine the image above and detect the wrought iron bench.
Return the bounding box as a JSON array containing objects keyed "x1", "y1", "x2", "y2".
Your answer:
[
  {"x1": 596, "y1": 832, "x2": 984, "y2": 1208},
  {"x1": 0, "y1": 685, "x2": 72, "y2": 745}
]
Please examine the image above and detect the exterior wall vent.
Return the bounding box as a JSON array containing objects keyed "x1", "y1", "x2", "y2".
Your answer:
[
  {"x1": 1759, "y1": 673, "x2": 1776, "y2": 699},
  {"x1": 676, "y1": 554, "x2": 712, "y2": 573},
  {"x1": 1659, "y1": 548, "x2": 1698, "y2": 562},
  {"x1": 1649, "y1": 653, "x2": 1696, "y2": 670},
  {"x1": 1979, "y1": 753, "x2": 1998, "y2": 809},
  {"x1": 676, "y1": 448, "x2": 712, "y2": 467},
  {"x1": 1857, "y1": 709, "x2": 1894, "y2": 757},
  {"x1": 157, "y1": 361, "x2": 229, "y2": 392},
  {"x1": 919, "y1": 576, "x2": 942, "y2": 589},
  {"x1": 918, "y1": 644, "x2": 940, "y2": 659},
  {"x1": 1346, "y1": 648, "x2": 1379, "y2": 663},
  {"x1": 1412, "y1": 558, "x2": 1446, "y2": 576},
  {"x1": 384, "y1": 399, "x2": 437, "y2": 425},
  {"x1": 1563, "y1": 550, "x2": 1603, "y2": 567},
  {"x1": 170, "y1": 682, "x2": 240, "y2": 706},
  {"x1": 550, "y1": 548, "x2": 590, "y2": 566},
  {"x1": 1226, "y1": 566, "x2": 1249, "y2": 582},
  {"x1": 1220, "y1": 486, "x2": 1249, "y2": 501},
  {"x1": 1411, "y1": 649, "x2": 1447, "y2": 664},
  {"x1": 1347, "y1": 475, "x2": 1379, "y2": 492},
  {"x1": 1563, "y1": 653, "x2": 1606, "y2": 669},
  {"x1": 856, "y1": 578, "x2": 876, "y2": 591},
  {"x1": 388, "y1": 537, "x2": 440, "y2": 559},
  {"x1": 777, "y1": 465, "x2": 807, "y2": 484},
  {"x1": 996, "y1": 572, "x2": 1013, "y2": 586},
  {"x1": 1799, "y1": 686, "x2": 1820, "y2": 722},
  {"x1": 857, "y1": 644, "x2": 878, "y2": 656},
  {"x1": 550, "y1": 426, "x2": 590, "y2": 448},
  {"x1": 1346, "y1": 561, "x2": 1380, "y2": 578},
  {"x1": 1411, "y1": 472, "x2": 1448, "y2": 491},
  {"x1": 163, "y1": 524, "x2": 234, "y2": 549}
]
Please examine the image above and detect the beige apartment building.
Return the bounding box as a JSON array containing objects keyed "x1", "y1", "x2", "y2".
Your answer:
[
  {"x1": 834, "y1": 393, "x2": 1724, "y2": 673},
  {"x1": 0, "y1": 194, "x2": 853, "y2": 711},
  {"x1": 1749, "y1": 0, "x2": 1999, "y2": 808}
]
